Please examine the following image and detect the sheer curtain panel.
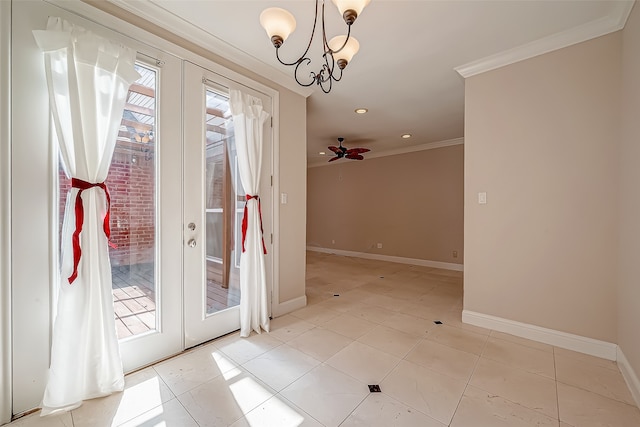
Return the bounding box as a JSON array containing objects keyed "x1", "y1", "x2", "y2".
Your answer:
[
  {"x1": 229, "y1": 89, "x2": 271, "y2": 337},
  {"x1": 33, "y1": 17, "x2": 139, "y2": 415}
]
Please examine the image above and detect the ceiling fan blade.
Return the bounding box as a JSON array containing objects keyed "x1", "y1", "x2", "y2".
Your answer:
[
  {"x1": 346, "y1": 148, "x2": 370, "y2": 154},
  {"x1": 328, "y1": 146, "x2": 340, "y2": 154},
  {"x1": 328, "y1": 156, "x2": 341, "y2": 162},
  {"x1": 346, "y1": 154, "x2": 364, "y2": 160}
]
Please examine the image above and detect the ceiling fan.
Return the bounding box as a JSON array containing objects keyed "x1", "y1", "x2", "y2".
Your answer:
[{"x1": 327, "y1": 137, "x2": 370, "y2": 162}]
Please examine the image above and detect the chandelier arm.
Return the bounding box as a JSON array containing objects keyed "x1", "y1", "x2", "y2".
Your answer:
[
  {"x1": 330, "y1": 24, "x2": 352, "y2": 55},
  {"x1": 321, "y1": 0, "x2": 329, "y2": 54},
  {"x1": 331, "y1": 65, "x2": 344, "y2": 82},
  {"x1": 318, "y1": 71, "x2": 333, "y2": 93},
  {"x1": 321, "y1": 63, "x2": 331, "y2": 82},
  {"x1": 275, "y1": 48, "x2": 306, "y2": 67},
  {"x1": 293, "y1": 58, "x2": 317, "y2": 87},
  {"x1": 316, "y1": 1, "x2": 334, "y2": 83},
  {"x1": 321, "y1": 50, "x2": 337, "y2": 82},
  {"x1": 273, "y1": 0, "x2": 322, "y2": 67}
]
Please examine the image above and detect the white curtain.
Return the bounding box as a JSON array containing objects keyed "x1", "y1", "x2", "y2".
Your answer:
[
  {"x1": 229, "y1": 89, "x2": 271, "y2": 337},
  {"x1": 33, "y1": 17, "x2": 139, "y2": 415}
]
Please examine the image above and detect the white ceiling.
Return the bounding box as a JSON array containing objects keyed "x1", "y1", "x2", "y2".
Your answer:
[{"x1": 113, "y1": 0, "x2": 634, "y2": 166}]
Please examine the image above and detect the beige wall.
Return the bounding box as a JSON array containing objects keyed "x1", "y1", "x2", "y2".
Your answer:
[
  {"x1": 619, "y1": 2, "x2": 640, "y2": 386},
  {"x1": 307, "y1": 144, "x2": 464, "y2": 265},
  {"x1": 464, "y1": 33, "x2": 621, "y2": 342},
  {"x1": 278, "y1": 89, "x2": 307, "y2": 303}
]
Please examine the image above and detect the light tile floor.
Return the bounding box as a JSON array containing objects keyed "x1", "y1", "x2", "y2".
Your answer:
[{"x1": 8, "y1": 252, "x2": 640, "y2": 426}]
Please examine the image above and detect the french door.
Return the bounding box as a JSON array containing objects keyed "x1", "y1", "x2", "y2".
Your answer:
[
  {"x1": 10, "y1": 0, "x2": 186, "y2": 411},
  {"x1": 116, "y1": 53, "x2": 184, "y2": 372},
  {"x1": 183, "y1": 61, "x2": 273, "y2": 348},
  {"x1": 10, "y1": 1, "x2": 273, "y2": 415}
]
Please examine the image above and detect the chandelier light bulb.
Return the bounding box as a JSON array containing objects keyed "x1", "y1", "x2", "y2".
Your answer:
[
  {"x1": 329, "y1": 35, "x2": 359, "y2": 68},
  {"x1": 260, "y1": 7, "x2": 297, "y2": 48},
  {"x1": 332, "y1": 0, "x2": 371, "y2": 24}
]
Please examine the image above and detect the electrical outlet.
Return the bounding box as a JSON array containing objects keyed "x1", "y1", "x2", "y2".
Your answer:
[
  {"x1": 377, "y1": 243, "x2": 383, "y2": 249},
  {"x1": 331, "y1": 239, "x2": 335, "y2": 244},
  {"x1": 453, "y1": 250, "x2": 458, "y2": 258}
]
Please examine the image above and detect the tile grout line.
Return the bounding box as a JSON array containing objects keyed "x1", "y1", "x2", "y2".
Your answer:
[
  {"x1": 448, "y1": 328, "x2": 490, "y2": 425},
  {"x1": 554, "y1": 346, "x2": 561, "y2": 424}
]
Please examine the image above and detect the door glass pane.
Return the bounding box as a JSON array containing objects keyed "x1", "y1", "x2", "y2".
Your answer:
[
  {"x1": 205, "y1": 88, "x2": 240, "y2": 314},
  {"x1": 59, "y1": 63, "x2": 158, "y2": 339}
]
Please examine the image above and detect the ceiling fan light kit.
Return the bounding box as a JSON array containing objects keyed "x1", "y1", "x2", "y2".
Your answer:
[{"x1": 259, "y1": 0, "x2": 371, "y2": 93}]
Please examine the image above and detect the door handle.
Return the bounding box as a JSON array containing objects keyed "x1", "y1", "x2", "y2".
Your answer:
[{"x1": 187, "y1": 238, "x2": 197, "y2": 248}]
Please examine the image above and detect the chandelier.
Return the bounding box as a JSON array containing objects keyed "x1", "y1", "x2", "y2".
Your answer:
[{"x1": 259, "y1": 0, "x2": 371, "y2": 94}]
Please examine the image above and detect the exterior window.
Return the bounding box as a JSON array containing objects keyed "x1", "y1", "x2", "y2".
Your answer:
[
  {"x1": 205, "y1": 88, "x2": 241, "y2": 314},
  {"x1": 58, "y1": 63, "x2": 158, "y2": 339}
]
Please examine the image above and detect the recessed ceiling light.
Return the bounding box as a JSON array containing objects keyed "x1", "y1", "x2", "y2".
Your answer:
[
  {"x1": 401, "y1": 134, "x2": 412, "y2": 139},
  {"x1": 319, "y1": 151, "x2": 326, "y2": 155},
  {"x1": 355, "y1": 108, "x2": 368, "y2": 114}
]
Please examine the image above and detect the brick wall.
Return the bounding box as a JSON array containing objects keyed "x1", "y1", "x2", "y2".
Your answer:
[{"x1": 58, "y1": 149, "x2": 155, "y2": 267}]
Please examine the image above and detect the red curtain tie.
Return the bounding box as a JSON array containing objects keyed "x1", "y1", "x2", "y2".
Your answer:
[
  {"x1": 242, "y1": 194, "x2": 267, "y2": 255},
  {"x1": 68, "y1": 178, "x2": 115, "y2": 284}
]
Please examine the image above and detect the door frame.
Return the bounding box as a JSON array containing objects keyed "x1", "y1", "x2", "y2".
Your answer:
[
  {"x1": 183, "y1": 61, "x2": 276, "y2": 348},
  {"x1": 1, "y1": 0, "x2": 12, "y2": 423}
]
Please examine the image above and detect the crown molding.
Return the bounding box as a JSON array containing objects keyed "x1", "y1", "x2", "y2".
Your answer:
[
  {"x1": 307, "y1": 137, "x2": 464, "y2": 168},
  {"x1": 106, "y1": 0, "x2": 314, "y2": 98},
  {"x1": 455, "y1": 0, "x2": 635, "y2": 78}
]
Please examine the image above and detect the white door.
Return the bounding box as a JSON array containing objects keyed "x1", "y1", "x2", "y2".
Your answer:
[
  {"x1": 183, "y1": 62, "x2": 273, "y2": 348},
  {"x1": 115, "y1": 53, "x2": 184, "y2": 372},
  {"x1": 10, "y1": 1, "x2": 184, "y2": 413}
]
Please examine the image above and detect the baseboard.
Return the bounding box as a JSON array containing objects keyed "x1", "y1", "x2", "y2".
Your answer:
[
  {"x1": 306, "y1": 246, "x2": 464, "y2": 272},
  {"x1": 462, "y1": 310, "x2": 618, "y2": 361},
  {"x1": 617, "y1": 346, "x2": 640, "y2": 408},
  {"x1": 272, "y1": 295, "x2": 307, "y2": 318}
]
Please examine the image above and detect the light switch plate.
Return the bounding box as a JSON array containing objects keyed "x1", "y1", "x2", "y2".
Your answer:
[{"x1": 478, "y1": 192, "x2": 487, "y2": 204}]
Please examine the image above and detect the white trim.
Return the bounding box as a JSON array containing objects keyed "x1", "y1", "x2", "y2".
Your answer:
[
  {"x1": 308, "y1": 137, "x2": 464, "y2": 168},
  {"x1": 106, "y1": 0, "x2": 313, "y2": 99},
  {"x1": 271, "y1": 93, "x2": 280, "y2": 320},
  {"x1": 271, "y1": 295, "x2": 307, "y2": 318},
  {"x1": 617, "y1": 346, "x2": 640, "y2": 409},
  {"x1": 462, "y1": 310, "x2": 618, "y2": 361},
  {"x1": 307, "y1": 246, "x2": 464, "y2": 272},
  {"x1": 455, "y1": 1, "x2": 635, "y2": 78},
  {"x1": 0, "y1": 0, "x2": 11, "y2": 422}
]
